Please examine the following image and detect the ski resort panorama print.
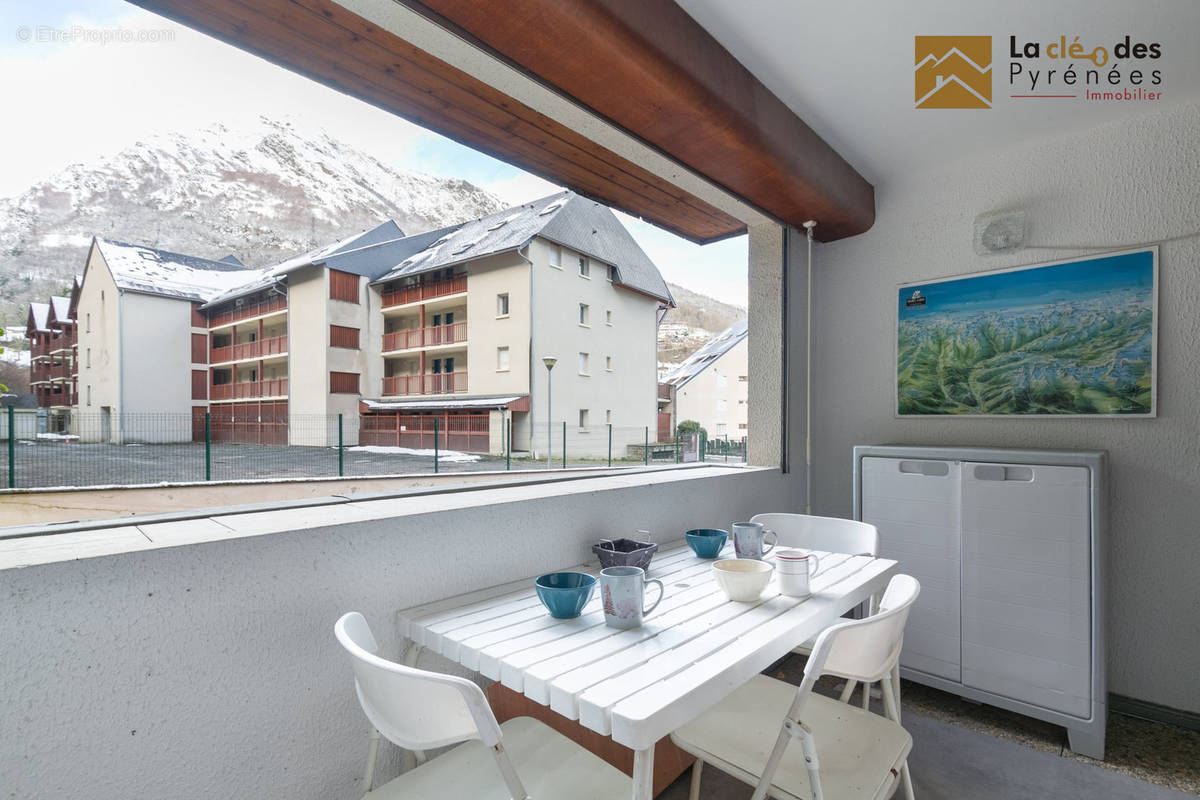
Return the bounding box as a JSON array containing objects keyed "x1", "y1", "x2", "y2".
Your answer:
[{"x1": 896, "y1": 248, "x2": 1157, "y2": 417}]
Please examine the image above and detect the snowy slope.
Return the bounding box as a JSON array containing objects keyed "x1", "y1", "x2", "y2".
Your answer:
[{"x1": 0, "y1": 116, "x2": 503, "y2": 322}]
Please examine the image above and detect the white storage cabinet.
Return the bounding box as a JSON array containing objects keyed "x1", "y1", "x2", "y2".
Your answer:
[{"x1": 853, "y1": 445, "x2": 1107, "y2": 759}]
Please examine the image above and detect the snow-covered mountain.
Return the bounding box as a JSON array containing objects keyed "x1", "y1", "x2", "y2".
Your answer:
[{"x1": 0, "y1": 116, "x2": 504, "y2": 322}]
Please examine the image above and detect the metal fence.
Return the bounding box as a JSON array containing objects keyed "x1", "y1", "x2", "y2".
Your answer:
[{"x1": 1, "y1": 408, "x2": 746, "y2": 490}]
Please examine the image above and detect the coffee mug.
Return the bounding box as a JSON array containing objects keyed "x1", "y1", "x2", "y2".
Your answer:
[
  {"x1": 732, "y1": 521, "x2": 778, "y2": 560},
  {"x1": 600, "y1": 566, "x2": 665, "y2": 629},
  {"x1": 776, "y1": 549, "x2": 821, "y2": 597}
]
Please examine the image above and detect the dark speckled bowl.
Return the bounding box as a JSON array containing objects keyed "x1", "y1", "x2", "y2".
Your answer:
[{"x1": 592, "y1": 538, "x2": 658, "y2": 571}]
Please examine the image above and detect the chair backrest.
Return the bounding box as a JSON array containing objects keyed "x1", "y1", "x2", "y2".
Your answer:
[
  {"x1": 750, "y1": 512, "x2": 879, "y2": 556},
  {"x1": 806, "y1": 574, "x2": 920, "y2": 685},
  {"x1": 334, "y1": 612, "x2": 504, "y2": 751}
]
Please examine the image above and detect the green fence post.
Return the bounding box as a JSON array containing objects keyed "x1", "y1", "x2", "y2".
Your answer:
[
  {"x1": 505, "y1": 417, "x2": 511, "y2": 471},
  {"x1": 561, "y1": 420, "x2": 566, "y2": 469},
  {"x1": 433, "y1": 418, "x2": 439, "y2": 474},
  {"x1": 644, "y1": 426, "x2": 649, "y2": 466},
  {"x1": 204, "y1": 411, "x2": 211, "y2": 482},
  {"x1": 675, "y1": 436, "x2": 680, "y2": 464},
  {"x1": 700, "y1": 432, "x2": 707, "y2": 462},
  {"x1": 607, "y1": 423, "x2": 612, "y2": 468},
  {"x1": 337, "y1": 413, "x2": 344, "y2": 477},
  {"x1": 7, "y1": 405, "x2": 14, "y2": 489}
]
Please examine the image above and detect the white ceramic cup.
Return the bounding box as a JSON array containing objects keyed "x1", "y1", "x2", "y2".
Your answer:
[{"x1": 776, "y1": 549, "x2": 820, "y2": 597}]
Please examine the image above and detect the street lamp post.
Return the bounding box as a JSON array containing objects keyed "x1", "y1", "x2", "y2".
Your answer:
[{"x1": 542, "y1": 356, "x2": 557, "y2": 468}]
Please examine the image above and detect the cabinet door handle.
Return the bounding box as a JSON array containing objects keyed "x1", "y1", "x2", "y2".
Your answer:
[{"x1": 899, "y1": 460, "x2": 950, "y2": 477}]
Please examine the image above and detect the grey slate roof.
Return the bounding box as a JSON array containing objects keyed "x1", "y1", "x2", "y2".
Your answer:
[
  {"x1": 372, "y1": 191, "x2": 673, "y2": 305},
  {"x1": 202, "y1": 220, "x2": 408, "y2": 308},
  {"x1": 93, "y1": 238, "x2": 256, "y2": 303},
  {"x1": 661, "y1": 319, "x2": 748, "y2": 388}
]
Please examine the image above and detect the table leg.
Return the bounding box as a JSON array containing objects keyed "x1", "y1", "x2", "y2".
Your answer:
[{"x1": 632, "y1": 746, "x2": 655, "y2": 800}]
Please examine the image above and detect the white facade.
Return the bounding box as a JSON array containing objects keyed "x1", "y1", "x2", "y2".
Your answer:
[{"x1": 670, "y1": 337, "x2": 749, "y2": 442}]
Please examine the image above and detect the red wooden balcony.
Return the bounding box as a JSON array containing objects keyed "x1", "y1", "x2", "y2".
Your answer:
[
  {"x1": 382, "y1": 322, "x2": 466, "y2": 352},
  {"x1": 46, "y1": 363, "x2": 71, "y2": 381},
  {"x1": 206, "y1": 295, "x2": 288, "y2": 329},
  {"x1": 210, "y1": 378, "x2": 289, "y2": 401},
  {"x1": 381, "y1": 372, "x2": 467, "y2": 397},
  {"x1": 381, "y1": 275, "x2": 467, "y2": 308},
  {"x1": 210, "y1": 335, "x2": 288, "y2": 364}
]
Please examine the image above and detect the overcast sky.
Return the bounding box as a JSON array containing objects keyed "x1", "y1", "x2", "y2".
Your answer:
[{"x1": 0, "y1": 0, "x2": 748, "y2": 305}]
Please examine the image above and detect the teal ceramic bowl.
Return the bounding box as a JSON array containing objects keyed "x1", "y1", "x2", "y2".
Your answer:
[
  {"x1": 686, "y1": 528, "x2": 729, "y2": 559},
  {"x1": 535, "y1": 572, "x2": 597, "y2": 619}
]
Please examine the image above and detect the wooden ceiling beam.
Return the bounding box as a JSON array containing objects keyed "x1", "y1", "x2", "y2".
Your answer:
[{"x1": 399, "y1": 0, "x2": 875, "y2": 241}]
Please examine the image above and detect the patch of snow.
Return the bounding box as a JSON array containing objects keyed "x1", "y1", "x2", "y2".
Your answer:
[
  {"x1": 347, "y1": 445, "x2": 481, "y2": 462},
  {"x1": 36, "y1": 432, "x2": 79, "y2": 441}
]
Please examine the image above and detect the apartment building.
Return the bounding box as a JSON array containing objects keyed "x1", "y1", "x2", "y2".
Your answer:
[
  {"x1": 45, "y1": 190, "x2": 670, "y2": 454},
  {"x1": 26, "y1": 285, "x2": 79, "y2": 428},
  {"x1": 658, "y1": 319, "x2": 748, "y2": 444}
]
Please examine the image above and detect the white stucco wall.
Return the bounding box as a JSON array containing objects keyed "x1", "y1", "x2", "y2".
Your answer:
[
  {"x1": 673, "y1": 338, "x2": 749, "y2": 441},
  {"x1": 74, "y1": 247, "x2": 121, "y2": 440},
  {"x1": 528, "y1": 238, "x2": 659, "y2": 457},
  {"x1": 287, "y1": 267, "x2": 329, "y2": 445},
  {"x1": 120, "y1": 293, "x2": 196, "y2": 440},
  {"x1": 465, "y1": 252, "x2": 530, "y2": 398},
  {"x1": 0, "y1": 468, "x2": 793, "y2": 800},
  {"x1": 808, "y1": 102, "x2": 1200, "y2": 713}
]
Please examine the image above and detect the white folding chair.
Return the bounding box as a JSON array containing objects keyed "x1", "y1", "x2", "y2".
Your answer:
[
  {"x1": 750, "y1": 513, "x2": 880, "y2": 558},
  {"x1": 335, "y1": 612, "x2": 631, "y2": 799},
  {"x1": 671, "y1": 574, "x2": 920, "y2": 800},
  {"x1": 752, "y1": 512, "x2": 886, "y2": 708}
]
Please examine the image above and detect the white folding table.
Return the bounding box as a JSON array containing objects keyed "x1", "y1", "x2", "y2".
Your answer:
[{"x1": 397, "y1": 541, "x2": 897, "y2": 799}]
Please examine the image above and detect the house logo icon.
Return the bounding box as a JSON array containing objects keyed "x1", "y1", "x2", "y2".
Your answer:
[{"x1": 915, "y1": 36, "x2": 992, "y2": 109}]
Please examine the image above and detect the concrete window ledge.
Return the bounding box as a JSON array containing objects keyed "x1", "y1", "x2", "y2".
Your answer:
[{"x1": 0, "y1": 465, "x2": 776, "y2": 571}]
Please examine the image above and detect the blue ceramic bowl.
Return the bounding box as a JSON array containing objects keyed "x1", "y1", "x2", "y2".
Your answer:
[
  {"x1": 686, "y1": 528, "x2": 729, "y2": 559},
  {"x1": 535, "y1": 572, "x2": 597, "y2": 619}
]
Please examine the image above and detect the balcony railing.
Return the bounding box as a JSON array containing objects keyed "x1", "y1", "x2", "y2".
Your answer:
[
  {"x1": 657, "y1": 383, "x2": 672, "y2": 401},
  {"x1": 210, "y1": 335, "x2": 288, "y2": 364},
  {"x1": 381, "y1": 275, "x2": 467, "y2": 309},
  {"x1": 46, "y1": 364, "x2": 71, "y2": 382},
  {"x1": 209, "y1": 378, "x2": 289, "y2": 401},
  {"x1": 206, "y1": 295, "x2": 288, "y2": 329},
  {"x1": 382, "y1": 323, "x2": 467, "y2": 352},
  {"x1": 381, "y1": 372, "x2": 467, "y2": 397}
]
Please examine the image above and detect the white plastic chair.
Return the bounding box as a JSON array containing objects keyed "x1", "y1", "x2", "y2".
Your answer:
[
  {"x1": 750, "y1": 512, "x2": 880, "y2": 557},
  {"x1": 671, "y1": 574, "x2": 920, "y2": 800},
  {"x1": 334, "y1": 612, "x2": 631, "y2": 799}
]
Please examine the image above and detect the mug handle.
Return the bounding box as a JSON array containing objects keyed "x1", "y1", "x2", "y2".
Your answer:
[
  {"x1": 807, "y1": 553, "x2": 821, "y2": 576},
  {"x1": 761, "y1": 529, "x2": 777, "y2": 556},
  {"x1": 643, "y1": 578, "x2": 665, "y2": 617}
]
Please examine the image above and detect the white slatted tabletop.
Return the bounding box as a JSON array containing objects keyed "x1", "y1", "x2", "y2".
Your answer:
[{"x1": 397, "y1": 540, "x2": 897, "y2": 799}]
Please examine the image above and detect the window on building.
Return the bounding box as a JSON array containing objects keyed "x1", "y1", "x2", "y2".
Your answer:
[
  {"x1": 608, "y1": 265, "x2": 618, "y2": 282},
  {"x1": 579, "y1": 409, "x2": 589, "y2": 428},
  {"x1": 605, "y1": 409, "x2": 612, "y2": 425},
  {"x1": 497, "y1": 346, "x2": 510, "y2": 371},
  {"x1": 716, "y1": 423, "x2": 727, "y2": 436},
  {"x1": 191, "y1": 370, "x2": 208, "y2": 400},
  {"x1": 718, "y1": 398, "x2": 728, "y2": 413},
  {"x1": 738, "y1": 375, "x2": 748, "y2": 382},
  {"x1": 86, "y1": 385, "x2": 91, "y2": 407},
  {"x1": 716, "y1": 373, "x2": 728, "y2": 389},
  {"x1": 497, "y1": 293, "x2": 509, "y2": 317},
  {"x1": 329, "y1": 324, "x2": 360, "y2": 349},
  {"x1": 578, "y1": 257, "x2": 590, "y2": 278},
  {"x1": 330, "y1": 371, "x2": 360, "y2": 394},
  {"x1": 605, "y1": 355, "x2": 613, "y2": 371},
  {"x1": 578, "y1": 352, "x2": 589, "y2": 375},
  {"x1": 549, "y1": 245, "x2": 562, "y2": 268},
  {"x1": 191, "y1": 332, "x2": 207, "y2": 363},
  {"x1": 86, "y1": 348, "x2": 91, "y2": 368},
  {"x1": 605, "y1": 309, "x2": 613, "y2": 325},
  {"x1": 578, "y1": 303, "x2": 590, "y2": 326},
  {"x1": 86, "y1": 312, "x2": 90, "y2": 333},
  {"x1": 329, "y1": 269, "x2": 359, "y2": 303}
]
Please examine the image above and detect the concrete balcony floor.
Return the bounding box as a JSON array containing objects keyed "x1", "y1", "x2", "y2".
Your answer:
[{"x1": 658, "y1": 655, "x2": 1200, "y2": 800}]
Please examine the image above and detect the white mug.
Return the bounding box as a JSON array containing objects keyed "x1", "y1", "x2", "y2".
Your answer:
[
  {"x1": 732, "y1": 521, "x2": 777, "y2": 560},
  {"x1": 776, "y1": 549, "x2": 820, "y2": 597}
]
